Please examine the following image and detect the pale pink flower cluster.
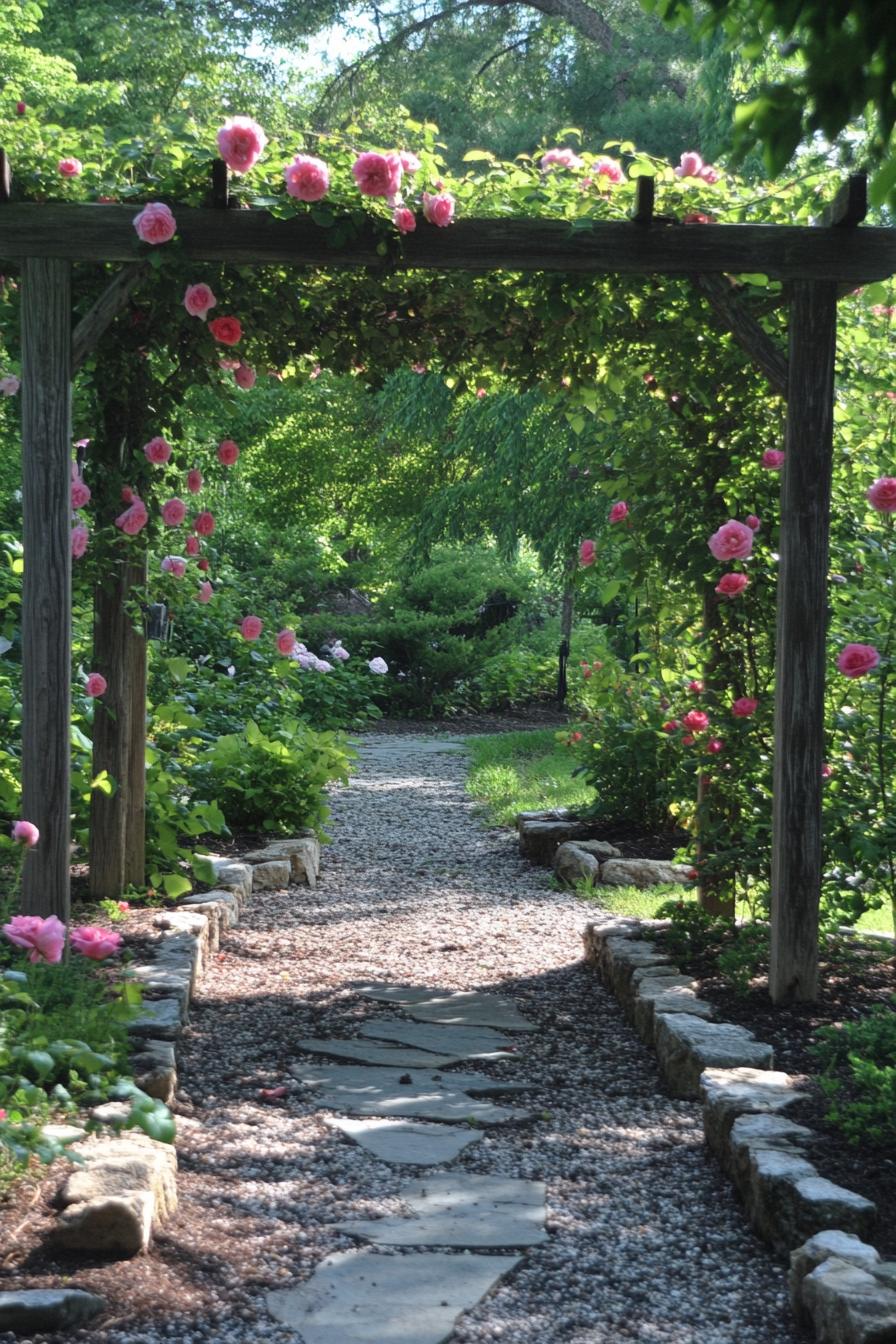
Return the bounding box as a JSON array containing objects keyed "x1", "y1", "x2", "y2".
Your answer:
[
  {"x1": 0, "y1": 374, "x2": 20, "y2": 396},
  {"x1": 609, "y1": 501, "x2": 628, "y2": 524},
  {"x1": 674, "y1": 151, "x2": 720, "y2": 184},
  {"x1": 836, "y1": 643, "x2": 880, "y2": 678},
  {"x1": 58, "y1": 157, "x2": 82, "y2": 178},
  {"x1": 422, "y1": 192, "x2": 454, "y2": 227},
  {"x1": 116, "y1": 495, "x2": 149, "y2": 535},
  {"x1": 217, "y1": 116, "x2": 267, "y2": 175},
  {"x1": 368, "y1": 656, "x2": 389, "y2": 674},
  {"x1": 540, "y1": 147, "x2": 583, "y2": 171},
  {"x1": 353, "y1": 151, "x2": 403, "y2": 198},
  {"x1": 71, "y1": 463, "x2": 91, "y2": 510},
  {"x1": 284, "y1": 154, "x2": 330, "y2": 202},
  {"x1": 240, "y1": 615, "x2": 263, "y2": 640},
  {"x1": 708, "y1": 520, "x2": 754, "y2": 561},
  {"x1": 184, "y1": 284, "x2": 217, "y2": 319},
  {"x1": 161, "y1": 555, "x2": 187, "y2": 578},
  {"x1": 85, "y1": 672, "x2": 107, "y2": 697},
  {"x1": 3, "y1": 912, "x2": 121, "y2": 964},
  {"x1": 867, "y1": 476, "x2": 896, "y2": 512},
  {"x1": 133, "y1": 202, "x2": 177, "y2": 245}
]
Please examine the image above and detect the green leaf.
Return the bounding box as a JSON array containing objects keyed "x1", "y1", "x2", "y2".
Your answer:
[{"x1": 161, "y1": 872, "x2": 192, "y2": 898}]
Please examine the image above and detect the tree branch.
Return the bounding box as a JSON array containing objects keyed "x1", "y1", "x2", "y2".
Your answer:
[
  {"x1": 475, "y1": 34, "x2": 530, "y2": 76},
  {"x1": 72, "y1": 264, "x2": 149, "y2": 375},
  {"x1": 691, "y1": 273, "x2": 789, "y2": 399}
]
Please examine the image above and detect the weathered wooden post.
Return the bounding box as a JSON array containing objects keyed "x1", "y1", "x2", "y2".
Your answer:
[
  {"x1": 20, "y1": 257, "x2": 72, "y2": 919},
  {"x1": 769, "y1": 280, "x2": 838, "y2": 1003}
]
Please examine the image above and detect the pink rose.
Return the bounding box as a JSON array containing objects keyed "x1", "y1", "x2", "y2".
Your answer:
[
  {"x1": 411, "y1": 362, "x2": 427, "y2": 374},
  {"x1": 352, "y1": 151, "x2": 402, "y2": 197},
  {"x1": 277, "y1": 628, "x2": 296, "y2": 655},
  {"x1": 745, "y1": 514, "x2": 761, "y2": 531},
  {"x1": 187, "y1": 468, "x2": 203, "y2": 494},
  {"x1": 85, "y1": 672, "x2": 107, "y2": 697},
  {"x1": 184, "y1": 283, "x2": 217, "y2": 319},
  {"x1": 688, "y1": 680, "x2": 704, "y2": 693},
  {"x1": 16, "y1": 101, "x2": 26, "y2": 115},
  {"x1": 662, "y1": 719, "x2": 679, "y2": 732},
  {"x1": 579, "y1": 539, "x2": 596, "y2": 566},
  {"x1": 0, "y1": 375, "x2": 20, "y2": 396},
  {"x1": 71, "y1": 474, "x2": 91, "y2": 510},
  {"x1": 161, "y1": 497, "x2": 186, "y2": 527},
  {"x1": 217, "y1": 439, "x2": 240, "y2": 466},
  {"x1": 609, "y1": 501, "x2": 628, "y2": 524},
  {"x1": 681, "y1": 709, "x2": 709, "y2": 732},
  {"x1": 3, "y1": 913, "x2": 65, "y2": 964},
  {"x1": 11, "y1": 820, "x2": 39, "y2": 847},
  {"x1": 197, "y1": 580, "x2": 213, "y2": 603},
  {"x1": 681, "y1": 734, "x2": 695, "y2": 746},
  {"x1": 208, "y1": 316, "x2": 242, "y2": 346},
  {"x1": 836, "y1": 643, "x2": 881, "y2": 678},
  {"x1": 715, "y1": 572, "x2": 749, "y2": 598},
  {"x1": 675, "y1": 151, "x2": 704, "y2": 178},
  {"x1": 185, "y1": 534, "x2": 200, "y2": 556},
  {"x1": 590, "y1": 157, "x2": 624, "y2": 185},
  {"x1": 399, "y1": 150, "x2": 421, "y2": 173},
  {"x1": 540, "y1": 147, "x2": 584, "y2": 171},
  {"x1": 70, "y1": 925, "x2": 122, "y2": 960},
  {"x1": 706, "y1": 738, "x2": 723, "y2": 754},
  {"x1": 708, "y1": 520, "x2": 754, "y2": 561},
  {"x1": 699, "y1": 165, "x2": 720, "y2": 184},
  {"x1": 241, "y1": 615, "x2": 263, "y2": 640},
  {"x1": 194, "y1": 510, "x2": 215, "y2": 536},
  {"x1": 732, "y1": 697, "x2": 759, "y2": 718},
  {"x1": 218, "y1": 357, "x2": 240, "y2": 371},
  {"x1": 284, "y1": 154, "x2": 330, "y2": 201},
  {"x1": 115, "y1": 498, "x2": 149, "y2": 535},
  {"x1": 393, "y1": 206, "x2": 416, "y2": 233},
  {"x1": 234, "y1": 363, "x2": 256, "y2": 390},
  {"x1": 197, "y1": 557, "x2": 210, "y2": 571},
  {"x1": 217, "y1": 116, "x2": 267, "y2": 175},
  {"x1": 71, "y1": 523, "x2": 89, "y2": 558},
  {"x1": 133, "y1": 202, "x2": 177, "y2": 245},
  {"x1": 161, "y1": 555, "x2": 187, "y2": 578},
  {"x1": 422, "y1": 192, "x2": 455, "y2": 227},
  {"x1": 762, "y1": 449, "x2": 786, "y2": 469},
  {"x1": 58, "y1": 157, "x2": 83, "y2": 178},
  {"x1": 821, "y1": 763, "x2": 833, "y2": 779},
  {"x1": 867, "y1": 476, "x2": 896, "y2": 513},
  {"x1": 144, "y1": 436, "x2": 172, "y2": 465}
]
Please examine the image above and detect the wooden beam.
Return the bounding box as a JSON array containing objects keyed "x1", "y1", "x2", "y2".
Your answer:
[
  {"x1": 0, "y1": 149, "x2": 10, "y2": 203},
  {"x1": 71, "y1": 262, "x2": 148, "y2": 374},
  {"x1": 820, "y1": 174, "x2": 868, "y2": 228},
  {"x1": 210, "y1": 158, "x2": 229, "y2": 210},
  {"x1": 20, "y1": 257, "x2": 72, "y2": 920},
  {"x1": 769, "y1": 279, "x2": 838, "y2": 1004},
  {"x1": 631, "y1": 176, "x2": 655, "y2": 224},
  {"x1": 692, "y1": 274, "x2": 789, "y2": 398},
  {"x1": 1, "y1": 204, "x2": 895, "y2": 281}
]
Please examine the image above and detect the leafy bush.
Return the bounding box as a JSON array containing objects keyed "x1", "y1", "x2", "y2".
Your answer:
[{"x1": 813, "y1": 1002, "x2": 896, "y2": 1145}]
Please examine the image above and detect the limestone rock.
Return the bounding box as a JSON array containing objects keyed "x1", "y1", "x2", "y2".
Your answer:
[
  {"x1": 152, "y1": 910, "x2": 212, "y2": 972},
  {"x1": 516, "y1": 807, "x2": 572, "y2": 832},
  {"x1": 654, "y1": 1014, "x2": 773, "y2": 1099},
  {"x1": 0, "y1": 1289, "x2": 105, "y2": 1334},
  {"x1": 700, "y1": 1066, "x2": 808, "y2": 1158},
  {"x1": 181, "y1": 889, "x2": 240, "y2": 930},
  {"x1": 250, "y1": 858, "x2": 291, "y2": 890},
  {"x1": 599, "y1": 858, "x2": 693, "y2": 888},
  {"x1": 800, "y1": 1256, "x2": 896, "y2": 1344},
  {"x1": 790, "y1": 1231, "x2": 882, "y2": 1319},
  {"x1": 728, "y1": 1112, "x2": 815, "y2": 1187},
  {"x1": 554, "y1": 842, "x2": 601, "y2": 886},
  {"x1": 131, "y1": 1038, "x2": 177, "y2": 1104},
  {"x1": 208, "y1": 857, "x2": 253, "y2": 898},
  {"x1": 518, "y1": 817, "x2": 609, "y2": 865},
  {"x1": 243, "y1": 836, "x2": 321, "y2": 886},
  {"x1": 632, "y1": 981, "x2": 713, "y2": 1045},
  {"x1": 573, "y1": 839, "x2": 623, "y2": 859},
  {"x1": 54, "y1": 1134, "x2": 177, "y2": 1256},
  {"x1": 602, "y1": 937, "x2": 675, "y2": 1004},
  {"x1": 126, "y1": 996, "x2": 184, "y2": 1040},
  {"x1": 54, "y1": 1192, "x2": 155, "y2": 1256}
]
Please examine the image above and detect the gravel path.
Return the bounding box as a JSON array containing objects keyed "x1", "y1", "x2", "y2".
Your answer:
[{"x1": 5, "y1": 734, "x2": 803, "y2": 1343}]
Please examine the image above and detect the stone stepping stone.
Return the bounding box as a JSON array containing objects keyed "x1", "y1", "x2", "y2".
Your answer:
[
  {"x1": 359, "y1": 1019, "x2": 520, "y2": 1060},
  {"x1": 336, "y1": 1173, "x2": 547, "y2": 1248},
  {"x1": 266, "y1": 1247, "x2": 521, "y2": 1344},
  {"x1": 325, "y1": 1117, "x2": 482, "y2": 1165},
  {"x1": 290, "y1": 1064, "x2": 531, "y2": 1126},
  {"x1": 357, "y1": 985, "x2": 535, "y2": 1033},
  {"x1": 299, "y1": 1038, "x2": 465, "y2": 1069},
  {"x1": 296, "y1": 1063, "x2": 527, "y2": 1097}
]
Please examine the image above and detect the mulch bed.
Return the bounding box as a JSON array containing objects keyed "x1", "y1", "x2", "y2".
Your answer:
[{"x1": 657, "y1": 931, "x2": 896, "y2": 1256}]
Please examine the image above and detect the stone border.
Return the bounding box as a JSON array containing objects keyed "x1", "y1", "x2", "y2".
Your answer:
[
  {"x1": 517, "y1": 809, "x2": 692, "y2": 888},
  {"x1": 582, "y1": 914, "x2": 896, "y2": 1344}
]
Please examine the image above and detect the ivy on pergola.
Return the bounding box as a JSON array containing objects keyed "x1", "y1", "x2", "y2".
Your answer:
[{"x1": 1, "y1": 161, "x2": 895, "y2": 1005}]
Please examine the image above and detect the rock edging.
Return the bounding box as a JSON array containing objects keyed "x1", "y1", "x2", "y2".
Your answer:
[{"x1": 583, "y1": 914, "x2": 896, "y2": 1344}]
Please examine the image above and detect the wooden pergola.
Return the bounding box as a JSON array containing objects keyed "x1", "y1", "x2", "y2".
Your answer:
[{"x1": 1, "y1": 168, "x2": 895, "y2": 1003}]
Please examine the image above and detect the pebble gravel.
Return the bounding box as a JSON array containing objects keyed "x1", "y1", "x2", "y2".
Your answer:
[{"x1": 2, "y1": 734, "x2": 803, "y2": 1344}]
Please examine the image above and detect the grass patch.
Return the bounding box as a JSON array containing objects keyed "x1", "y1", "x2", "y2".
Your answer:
[{"x1": 464, "y1": 729, "x2": 591, "y2": 826}]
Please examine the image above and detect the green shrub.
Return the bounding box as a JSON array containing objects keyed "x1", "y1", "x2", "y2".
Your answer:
[{"x1": 812, "y1": 1001, "x2": 896, "y2": 1145}]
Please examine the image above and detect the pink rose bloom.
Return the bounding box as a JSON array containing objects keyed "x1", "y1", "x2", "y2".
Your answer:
[
  {"x1": 411, "y1": 362, "x2": 428, "y2": 374},
  {"x1": 71, "y1": 474, "x2": 91, "y2": 510},
  {"x1": 352, "y1": 151, "x2": 403, "y2": 197},
  {"x1": 675, "y1": 151, "x2": 704, "y2": 178},
  {"x1": 71, "y1": 522, "x2": 89, "y2": 558},
  {"x1": 16, "y1": 100, "x2": 26, "y2": 114},
  {"x1": 706, "y1": 738, "x2": 723, "y2": 754},
  {"x1": 85, "y1": 672, "x2": 107, "y2": 697},
  {"x1": 11, "y1": 820, "x2": 39, "y2": 847},
  {"x1": 144, "y1": 436, "x2": 172, "y2": 465},
  {"x1": 187, "y1": 468, "x2": 203, "y2": 494},
  {"x1": 284, "y1": 154, "x2": 330, "y2": 201},
  {"x1": 821, "y1": 763, "x2": 833, "y2": 779},
  {"x1": 194, "y1": 510, "x2": 215, "y2": 536},
  {"x1": 399, "y1": 150, "x2": 421, "y2": 173},
  {"x1": 241, "y1": 615, "x2": 263, "y2": 640},
  {"x1": 3, "y1": 914, "x2": 65, "y2": 964},
  {"x1": 184, "y1": 283, "x2": 217, "y2": 319},
  {"x1": 133, "y1": 202, "x2": 177, "y2": 245},
  {"x1": 121, "y1": 486, "x2": 134, "y2": 503},
  {"x1": 581, "y1": 664, "x2": 593, "y2": 679},
  {"x1": 579, "y1": 539, "x2": 596, "y2": 566},
  {"x1": 276, "y1": 628, "x2": 296, "y2": 655},
  {"x1": 540, "y1": 147, "x2": 584, "y2": 171},
  {"x1": 217, "y1": 116, "x2": 267, "y2": 174},
  {"x1": 688, "y1": 680, "x2": 704, "y2": 693},
  {"x1": 368, "y1": 656, "x2": 389, "y2": 674},
  {"x1": 58, "y1": 157, "x2": 82, "y2": 178},
  {"x1": 185, "y1": 534, "x2": 200, "y2": 556},
  {"x1": 836, "y1": 642, "x2": 881, "y2": 678},
  {"x1": 715, "y1": 572, "x2": 749, "y2": 598},
  {"x1": 161, "y1": 497, "x2": 186, "y2": 527},
  {"x1": 393, "y1": 206, "x2": 416, "y2": 233},
  {"x1": 708, "y1": 520, "x2": 754, "y2": 561},
  {"x1": 208, "y1": 316, "x2": 242, "y2": 346},
  {"x1": 161, "y1": 556, "x2": 187, "y2": 578},
  {"x1": 115, "y1": 498, "x2": 149, "y2": 535},
  {"x1": 762, "y1": 449, "x2": 786, "y2": 469},
  {"x1": 422, "y1": 192, "x2": 455, "y2": 227},
  {"x1": 867, "y1": 476, "x2": 896, "y2": 513},
  {"x1": 218, "y1": 357, "x2": 241, "y2": 371},
  {"x1": 70, "y1": 925, "x2": 122, "y2": 960},
  {"x1": 681, "y1": 733, "x2": 695, "y2": 746},
  {"x1": 732, "y1": 697, "x2": 759, "y2": 718},
  {"x1": 197, "y1": 557, "x2": 210, "y2": 571},
  {"x1": 217, "y1": 439, "x2": 240, "y2": 466},
  {"x1": 0, "y1": 375, "x2": 20, "y2": 396},
  {"x1": 681, "y1": 709, "x2": 709, "y2": 732},
  {"x1": 591, "y1": 157, "x2": 624, "y2": 185},
  {"x1": 745, "y1": 514, "x2": 761, "y2": 531},
  {"x1": 234, "y1": 363, "x2": 256, "y2": 390},
  {"x1": 700, "y1": 165, "x2": 720, "y2": 184},
  {"x1": 609, "y1": 501, "x2": 628, "y2": 524},
  {"x1": 197, "y1": 580, "x2": 213, "y2": 603},
  {"x1": 662, "y1": 719, "x2": 679, "y2": 732}
]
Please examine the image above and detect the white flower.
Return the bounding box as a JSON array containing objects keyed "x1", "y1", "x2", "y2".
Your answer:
[{"x1": 368, "y1": 656, "x2": 389, "y2": 674}]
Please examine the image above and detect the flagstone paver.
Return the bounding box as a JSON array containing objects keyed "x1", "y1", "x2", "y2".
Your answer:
[
  {"x1": 298, "y1": 1038, "x2": 467, "y2": 1069},
  {"x1": 359, "y1": 985, "x2": 537, "y2": 1032},
  {"x1": 325, "y1": 1117, "x2": 483, "y2": 1165},
  {"x1": 290, "y1": 1062, "x2": 531, "y2": 1125},
  {"x1": 358, "y1": 1018, "x2": 520, "y2": 1059},
  {"x1": 335, "y1": 1173, "x2": 548, "y2": 1248}
]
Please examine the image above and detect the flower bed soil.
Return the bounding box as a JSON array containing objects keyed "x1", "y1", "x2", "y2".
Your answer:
[{"x1": 656, "y1": 931, "x2": 896, "y2": 1256}]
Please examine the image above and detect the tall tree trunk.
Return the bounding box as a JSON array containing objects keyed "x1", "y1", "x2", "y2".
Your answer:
[{"x1": 557, "y1": 561, "x2": 576, "y2": 703}]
